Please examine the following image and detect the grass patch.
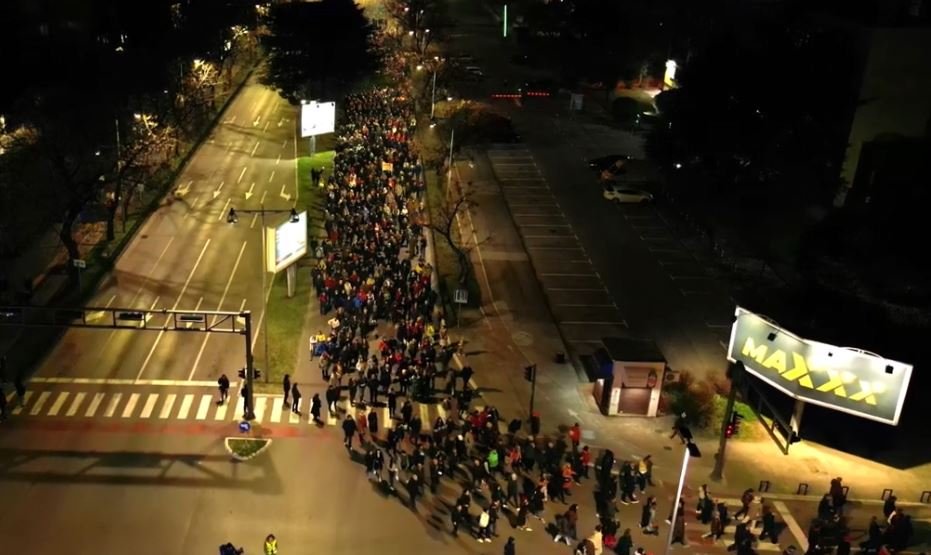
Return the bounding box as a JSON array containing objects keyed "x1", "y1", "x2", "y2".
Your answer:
[
  {"x1": 226, "y1": 437, "x2": 270, "y2": 459},
  {"x1": 711, "y1": 395, "x2": 765, "y2": 440},
  {"x1": 258, "y1": 148, "x2": 334, "y2": 392}
]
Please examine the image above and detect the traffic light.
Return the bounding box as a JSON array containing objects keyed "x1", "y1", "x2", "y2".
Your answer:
[
  {"x1": 254, "y1": 368, "x2": 261, "y2": 380},
  {"x1": 523, "y1": 364, "x2": 536, "y2": 383},
  {"x1": 725, "y1": 412, "x2": 743, "y2": 438},
  {"x1": 238, "y1": 368, "x2": 246, "y2": 379}
]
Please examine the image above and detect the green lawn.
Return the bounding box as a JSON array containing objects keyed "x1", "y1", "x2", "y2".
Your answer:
[{"x1": 258, "y1": 148, "x2": 333, "y2": 392}]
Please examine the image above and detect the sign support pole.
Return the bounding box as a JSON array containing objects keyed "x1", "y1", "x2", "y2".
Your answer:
[
  {"x1": 790, "y1": 399, "x2": 805, "y2": 437},
  {"x1": 260, "y1": 205, "x2": 270, "y2": 383},
  {"x1": 286, "y1": 264, "x2": 296, "y2": 298},
  {"x1": 309, "y1": 135, "x2": 316, "y2": 157},
  {"x1": 711, "y1": 362, "x2": 740, "y2": 481}
]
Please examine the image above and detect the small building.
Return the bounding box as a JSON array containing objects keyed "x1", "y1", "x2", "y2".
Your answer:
[{"x1": 591, "y1": 337, "x2": 667, "y2": 417}]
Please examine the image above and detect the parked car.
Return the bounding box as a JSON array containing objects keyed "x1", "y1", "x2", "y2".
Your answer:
[
  {"x1": 588, "y1": 154, "x2": 631, "y2": 171},
  {"x1": 602, "y1": 184, "x2": 654, "y2": 204}
]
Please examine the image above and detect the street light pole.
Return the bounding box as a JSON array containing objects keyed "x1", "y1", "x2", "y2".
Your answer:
[{"x1": 665, "y1": 439, "x2": 702, "y2": 555}]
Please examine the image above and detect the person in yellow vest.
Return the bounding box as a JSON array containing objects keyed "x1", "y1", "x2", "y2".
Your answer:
[{"x1": 264, "y1": 534, "x2": 278, "y2": 555}]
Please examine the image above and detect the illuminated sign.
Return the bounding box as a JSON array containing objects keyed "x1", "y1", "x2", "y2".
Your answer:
[
  {"x1": 300, "y1": 100, "x2": 335, "y2": 138},
  {"x1": 266, "y1": 211, "x2": 307, "y2": 272},
  {"x1": 727, "y1": 306, "x2": 912, "y2": 425}
]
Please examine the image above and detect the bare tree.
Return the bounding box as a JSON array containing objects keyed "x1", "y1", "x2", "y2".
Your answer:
[{"x1": 426, "y1": 185, "x2": 487, "y2": 286}]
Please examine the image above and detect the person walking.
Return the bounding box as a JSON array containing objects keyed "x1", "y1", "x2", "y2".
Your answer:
[
  {"x1": 504, "y1": 536, "x2": 516, "y2": 555},
  {"x1": 325, "y1": 384, "x2": 338, "y2": 414},
  {"x1": 670, "y1": 508, "x2": 687, "y2": 546},
  {"x1": 14, "y1": 376, "x2": 26, "y2": 407},
  {"x1": 616, "y1": 529, "x2": 634, "y2": 555},
  {"x1": 735, "y1": 488, "x2": 754, "y2": 521},
  {"x1": 217, "y1": 373, "x2": 230, "y2": 405},
  {"x1": 282, "y1": 374, "x2": 291, "y2": 409},
  {"x1": 342, "y1": 413, "x2": 357, "y2": 449},
  {"x1": 477, "y1": 507, "x2": 492, "y2": 543},
  {"x1": 310, "y1": 393, "x2": 322, "y2": 424},
  {"x1": 290, "y1": 382, "x2": 302, "y2": 414},
  {"x1": 263, "y1": 534, "x2": 278, "y2": 555},
  {"x1": 568, "y1": 422, "x2": 582, "y2": 451},
  {"x1": 640, "y1": 497, "x2": 658, "y2": 535},
  {"x1": 368, "y1": 407, "x2": 379, "y2": 436},
  {"x1": 759, "y1": 503, "x2": 779, "y2": 543},
  {"x1": 637, "y1": 455, "x2": 654, "y2": 491},
  {"x1": 553, "y1": 503, "x2": 579, "y2": 545},
  {"x1": 515, "y1": 496, "x2": 533, "y2": 531},
  {"x1": 387, "y1": 455, "x2": 400, "y2": 492},
  {"x1": 407, "y1": 473, "x2": 421, "y2": 510},
  {"x1": 387, "y1": 389, "x2": 397, "y2": 417},
  {"x1": 309, "y1": 334, "x2": 317, "y2": 361}
]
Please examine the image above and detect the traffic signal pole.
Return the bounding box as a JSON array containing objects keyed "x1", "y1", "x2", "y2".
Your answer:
[
  {"x1": 242, "y1": 310, "x2": 255, "y2": 421},
  {"x1": 711, "y1": 363, "x2": 740, "y2": 481}
]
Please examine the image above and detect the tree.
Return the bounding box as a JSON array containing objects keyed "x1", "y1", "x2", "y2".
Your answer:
[
  {"x1": 427, "y1": 186, "x2": 485, "y2": 286},
  {"x1": 263, "y1": 0, "x2": 378, "y2": 102}
]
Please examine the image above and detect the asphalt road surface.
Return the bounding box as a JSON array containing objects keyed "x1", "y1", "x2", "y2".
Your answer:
[
  {"x1": 34, "y1": 69, "x2": 299, "y2": 392},
  {"x1": 444, "y1": 0, "x2": 733, "y2": 377}
]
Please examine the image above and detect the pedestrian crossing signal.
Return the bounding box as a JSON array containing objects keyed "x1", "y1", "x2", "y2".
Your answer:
[
  {"x1": 238, "y1": 368, "x2": 246, "y2": 379},
  {"x1": 725, "y1": 412, "x2": 743, "y2": 438},
  {"x1": 237, "y1": 368, "x2": 262, "y2": 380}
]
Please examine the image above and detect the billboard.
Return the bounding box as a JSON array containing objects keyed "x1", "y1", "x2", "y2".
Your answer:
[
  {"x1": 727, "y1": 306, "x2": 913, "y2": 425},
  {"x1": 300, "y1": 100, "x2": 335, "y2": 138},
  {"x1": 266, "y1": 211, "x2": 307, "y2": 273}
]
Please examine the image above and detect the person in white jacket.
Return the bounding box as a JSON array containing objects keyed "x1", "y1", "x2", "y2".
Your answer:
[
  {"x1": 477, "y1": 508, "x2": 491, "y2": 543},
  {"x1": 586, "y1": 524, "x2": 604, "y2": 555}
]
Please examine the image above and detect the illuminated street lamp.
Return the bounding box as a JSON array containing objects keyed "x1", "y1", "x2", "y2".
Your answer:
[{"x1": 665, "y1": 429, "x2": 701, "y2": 555}]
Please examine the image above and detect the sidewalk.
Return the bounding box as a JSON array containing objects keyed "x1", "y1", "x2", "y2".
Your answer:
[{"x1": 445, "y1": 145, "x2": 931, "y2": 510}]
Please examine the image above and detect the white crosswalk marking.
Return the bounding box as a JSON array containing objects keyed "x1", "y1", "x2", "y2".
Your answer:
[
  {"x1": 29, "y1": 391, "x2": 51, "y2": 416},
  {"x1": 66, "y1": 392, "x2": 85, "y2": 417},
  {"x1": 436, "y1": 403, "x2": 447, "y2": 420},
  {"x1": 254, "y1": 396, "x2": 267, "y2": 422},
  {"x1": 160, "y1": 394, "x2": 177, "y2": 419},
  {"x1": 381, "y1": 407, "x2": 390, "y2": 429},
  {"x1": 177, "y1": 394, "x2": 194, "y2": 419},
  {"x1": 232, "y1": 395, "x2": 244, "y2": 420},
  {"x1": 215, "y1": 398, "x2": 230, "y2": 420},
  {"x1": 195, "y1": 394, "x2": 212, "y2": 420},
  {"x1": 121, "y1": 393, "x2": 140, "y2": 418},
  {"x1": 85, "y1": 393, "x2": 104, "y2": 417},
  {"x1": 326, "y1": 408, "x2": 338, "y2": 426},
  {"x1": 271, "y1": 399, "x2": 283, "y2": 423},
  {"x1": 140, "y1": 394, "x2": 158, "y2": 418},
  {"x1": 12, "y1": 391, "x2": 32, "y2": 415},
  {"x1": 47, "y1": 392, "x2": 70, "y2": 416},
  {"x1": 288, "y1": 398, "x2": 301, "y2": 424},
  {"x1": 419, "y1": 402, "x2": 429, "y2": 423},
  {"x1": 103, "y1": 393, "x2": 122, "y2": 417}
]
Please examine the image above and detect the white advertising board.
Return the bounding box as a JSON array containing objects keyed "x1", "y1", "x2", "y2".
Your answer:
[
  {"x1": 266, "y1": 211, "x2": 308, "y2": 273},
  {"x1": 300, "y1": 100, "x2": 335, "y2": 138}
]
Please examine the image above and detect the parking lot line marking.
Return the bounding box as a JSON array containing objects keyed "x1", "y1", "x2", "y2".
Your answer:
[
  {"x1": 159, "y1": 394, "x2": 177, "y2": 419},
  {"x1": 177, "y1": 394, "x2": 194, "y2": 419},
  {"x1": 47, "y1": 392, "x2": 69, "y2": 416},
  {"x1": 121, "y1": 393, "x2": 140, "y2": 418},
  {"x1": 84, "y1": 393, "x2": 104, "y2": 417},
  {"x1": 195, "y1": 394, "x2": 212, "y2": 420},
  {"x1": 140, "y1": 393, "x2": 159, "y2": 418},
  {"x1": 66, "y1": 392, "x2": 85, "y2": 417},
  {"x1": 103, "y1": 393, "x2": 122, "y2": 418}
]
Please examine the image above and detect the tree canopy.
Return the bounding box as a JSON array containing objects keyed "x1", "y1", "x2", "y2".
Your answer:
[{"x1": 263, "y1": 0, "x2": 379, "y2": 103}]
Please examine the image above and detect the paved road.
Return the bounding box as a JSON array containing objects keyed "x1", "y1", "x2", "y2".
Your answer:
[{"x1": 31, "y1": 69, "x2": 299, "y2": 395}]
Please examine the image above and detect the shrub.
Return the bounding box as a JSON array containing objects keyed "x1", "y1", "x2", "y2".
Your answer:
[{"x1": 662, "y1": 370, "x2": 716, "y2": 429}]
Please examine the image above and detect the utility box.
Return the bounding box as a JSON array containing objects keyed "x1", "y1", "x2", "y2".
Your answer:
[{"x1": 591, "y1": 337, "x2": 666, "y2": 417}]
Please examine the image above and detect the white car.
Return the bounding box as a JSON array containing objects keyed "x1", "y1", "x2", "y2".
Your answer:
[{"x1": 602, "y1": 184, "x2": 654, "y2": 204}]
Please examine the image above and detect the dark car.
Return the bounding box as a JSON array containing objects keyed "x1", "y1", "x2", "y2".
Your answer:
[{"x1": 588, "y1": 154, "x2": 631, "y2": 171}]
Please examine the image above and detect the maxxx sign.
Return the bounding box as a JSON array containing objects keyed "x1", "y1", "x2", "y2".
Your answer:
[{"x1": 727, "y1": 307, "x2": 913, "y2": 425}]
